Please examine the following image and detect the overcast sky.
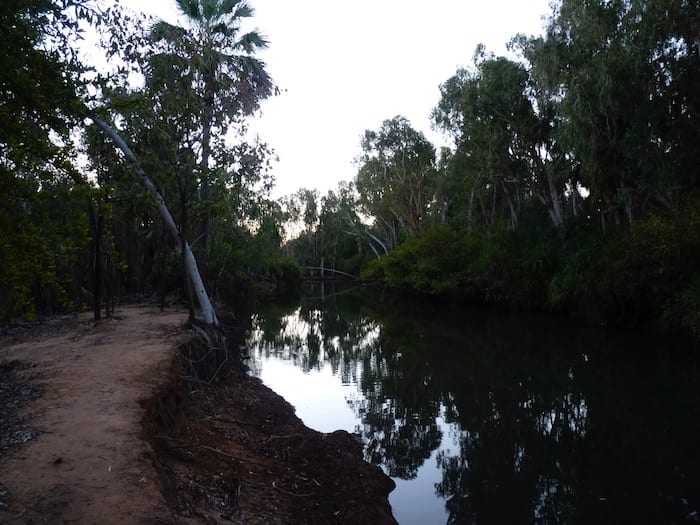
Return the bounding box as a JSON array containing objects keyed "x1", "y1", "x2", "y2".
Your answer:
[{"x1": 120, "y1": 0, "x2": 553, "y2": 197}]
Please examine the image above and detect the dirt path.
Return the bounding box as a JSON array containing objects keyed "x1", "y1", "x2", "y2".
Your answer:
[
  {"x1": 0, "y1": 306, "x2": 188, "y2": 524},
  {"x1": 0, "y1": 306, "x2": 397, "y2": 524}
]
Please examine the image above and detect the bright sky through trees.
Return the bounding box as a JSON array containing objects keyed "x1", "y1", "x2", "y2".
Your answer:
[{"x1": 120, "y1": 0, "x2": 553, "y2": 197}]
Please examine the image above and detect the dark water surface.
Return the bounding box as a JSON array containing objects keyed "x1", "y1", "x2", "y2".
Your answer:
[{"x1": 245, "y1": 286, "x2": 700, "y2": 524}]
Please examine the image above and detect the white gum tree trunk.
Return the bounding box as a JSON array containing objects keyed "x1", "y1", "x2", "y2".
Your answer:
[{"x1": 91, "y1": 116, "x2": 219, "y2": 326}]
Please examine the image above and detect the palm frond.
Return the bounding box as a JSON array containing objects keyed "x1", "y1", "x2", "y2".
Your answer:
[
  {"x1": 237, "y1": 31, "x2": 268, "y2": 53},
  {"x1": 237, "y1": 56, "x2": 274, "y2": 98},
  {"x1": 146, "y1": 0, "x2": 275, "y2": 121},
  {"x1": 231, "y1": 2, "x2": 254, "y2": 21},
  {"x1": 210, "y1": 22, "x2": 234, "y2": 38},
  {"x1": 216, "y1": 0, "x2": 253, "y2": 19},
  {"x1": 200, "y1": 0, "x2": 218, "y2": 22},
  {"x1": 242, "y1": 56, "x2": 272, "y2": 86},
  {"x1": 147, "y1": 52, "x2": 191, "y2": 75},
  {"x1": 175, "y1": 0, "x2": 202, "y2": 21}
]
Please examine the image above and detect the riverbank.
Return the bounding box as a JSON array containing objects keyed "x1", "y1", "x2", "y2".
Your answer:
[{"x1": 0, "y1": 306, "x2": 396, "y2": 523}]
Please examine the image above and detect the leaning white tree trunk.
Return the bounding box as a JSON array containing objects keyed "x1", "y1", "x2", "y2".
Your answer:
[{"x1": 91, "y1": 116, "x2": 219, "y2": 326}]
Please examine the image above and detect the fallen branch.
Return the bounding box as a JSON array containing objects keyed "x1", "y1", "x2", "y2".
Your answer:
[
  {"x1": 211, "y1": 416, "x2": 264, "y2": 427},
  {"x1": 197, "y1": 444, "x2": 237, "y2": 460},
  {"x1": 264, "y1": 434, "x2": 304, "y2": 442},
  {"x1": 156, "y1": 435, "x2": 237, "y2": 460},
  {"x1": 272, "y1": 481, "x2": 312, "y2": 497}
]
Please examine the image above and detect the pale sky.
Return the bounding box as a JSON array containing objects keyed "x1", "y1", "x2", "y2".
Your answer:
[{"x1": 120, "y1": 0, "x2": 553, "y2": 198}]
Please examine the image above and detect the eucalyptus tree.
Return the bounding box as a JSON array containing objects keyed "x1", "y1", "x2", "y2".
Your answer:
[
  {"x1": 355, "y1": 116, "x2": 437, "y2": 251},
  {"x1": 518, "y1": 0, "x2": 699, "y2": 230},
  {"x1": 286, "y1": 188, "x2": 321, "y2": 266},
  {"x1": 83, "y1": 0, "x2": 278, "y2": 325},
  {"x1": 317, "y1": 182, "x2": 368, "y2": 274},
  {"x1": 281, "y1": 183, "x2": 370, "y2": 273},
  {"x1": 433, "y1": 52, "x2": 567, "y2": 231}
]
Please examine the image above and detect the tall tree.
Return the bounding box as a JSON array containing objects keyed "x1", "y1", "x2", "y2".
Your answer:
[
  {"x1": 518, "y1": 0, "x2": 700, "y2": 230},
  {"x1": 86, "y1": 0, "x2": 277, "y2": 324},
  {"x1": 433, "y1": 51, "x2": 568, "y2": 231},
  {"x1": 149, "y1": 0, "x2": 274, "y2": 256},
  {"x1": 355, "y1": 116, "x2": 436, "y2": 250},
  {"x1": 317, "y1": 183, "x2": 367, "y2": 275}
]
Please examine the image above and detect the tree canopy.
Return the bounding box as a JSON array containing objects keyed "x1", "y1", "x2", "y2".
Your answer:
[{"x1": 355, "y1": 0, "x2": 699, "y2": 337}]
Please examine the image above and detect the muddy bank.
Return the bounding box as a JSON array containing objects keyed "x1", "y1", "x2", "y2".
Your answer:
[
  {"x1": 0, "y1": 307, "x2": 396, "y2": 523},
  {"x1": 145, "y1": 321, "x2": 397, "y2": 524}
]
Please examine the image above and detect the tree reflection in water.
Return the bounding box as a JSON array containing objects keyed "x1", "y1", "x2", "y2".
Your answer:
[{"x1": 246, "y1": 286, "x2": 700, "y2": 524}]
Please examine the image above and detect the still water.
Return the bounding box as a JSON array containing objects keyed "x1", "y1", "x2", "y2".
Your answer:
[{"x1": 245, "y1": 286, "x2": 700, "y2": 524}]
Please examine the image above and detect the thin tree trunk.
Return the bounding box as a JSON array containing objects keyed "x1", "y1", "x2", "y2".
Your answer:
[
  {"x1": 546, "y1": 171, "x2": 564, "y2": 229},
  {"x1": 91, "y1": 115, "x2": 218, "y2": 326},
  {"x1": 199, "y1": 100, "x2": 213, "y2": 269},
  {"x1": 125, "y1": 215, "x2": 138, "y2": 294},
  {"x1": 468, "y1": 189, "x2": 475, "y2": 229},
  {"x1": 177, "y1": 176, "x2": 196, "y2": 322},
  {"x1": 89, "y1": 202, "x2": 103, "y2": 321},
  {"x1": 365, "y1": 229, "x2": 389, "y2": 255}
]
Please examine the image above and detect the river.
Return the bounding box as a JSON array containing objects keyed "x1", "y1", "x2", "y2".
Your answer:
[{"x1": 245, "y1": 285, "x2": 700, "y2": 524}]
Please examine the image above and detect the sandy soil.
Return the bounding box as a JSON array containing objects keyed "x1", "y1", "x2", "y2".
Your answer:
[
  {"x1": 0, "y1": 306, "x2": 396, "y2": 524},
  {"x1": 0, "y1": 306, "x2": 189, "y2": 524}
]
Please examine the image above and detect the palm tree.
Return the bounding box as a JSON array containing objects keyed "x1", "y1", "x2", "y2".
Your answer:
[{"x1": 149, "y1": 0, "x2": 274, "y2": 252}]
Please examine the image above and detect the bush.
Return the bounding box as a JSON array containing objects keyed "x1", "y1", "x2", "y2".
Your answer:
[
  {"x1": 364, "y1": 225, "x2": 475, "y2": 295},
  {"x1": 362, "y1": 194, "x2": 700, "y2": 340}
]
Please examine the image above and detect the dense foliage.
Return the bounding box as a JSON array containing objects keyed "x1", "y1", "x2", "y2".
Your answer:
[
  {"x1": 0, "y1": 0, "x2": 296, "y2": 323},
  {"x1": 0, "y1": 0, "x2": 89, "y2": 320},
  {"x1": 301, "y1": 0, "x2": 700, "y2": 338}
]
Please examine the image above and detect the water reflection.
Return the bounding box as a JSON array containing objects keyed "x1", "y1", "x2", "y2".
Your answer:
[{"x1": 246, "y1": 286, "x2": 700, "y2": 524}]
